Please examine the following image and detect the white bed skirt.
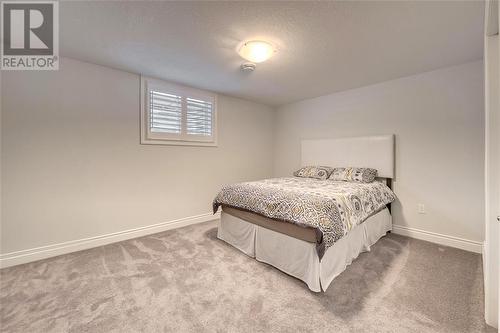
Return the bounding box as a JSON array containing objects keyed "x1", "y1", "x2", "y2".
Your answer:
[{"x1": 217, "y1": 208, "x2": 392, "y2": 292}]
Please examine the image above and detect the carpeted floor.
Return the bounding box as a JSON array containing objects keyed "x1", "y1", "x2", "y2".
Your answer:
[{"x1": 0, "y1": 221, "x2": 495, "y2": 333}]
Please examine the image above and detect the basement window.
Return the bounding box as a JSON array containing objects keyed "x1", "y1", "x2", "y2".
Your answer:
[{"x1": 140, "y1": 76, "x2": 217, "y2": 146}]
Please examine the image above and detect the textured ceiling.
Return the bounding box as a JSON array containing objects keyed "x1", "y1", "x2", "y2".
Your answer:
[{"x1": 60, "y1": 1, "x2": 484, "y2": 106}]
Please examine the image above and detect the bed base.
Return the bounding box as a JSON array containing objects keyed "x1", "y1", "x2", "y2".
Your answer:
[{"x1": 217, "y1": 208, "x2": 392, "y2": 292}]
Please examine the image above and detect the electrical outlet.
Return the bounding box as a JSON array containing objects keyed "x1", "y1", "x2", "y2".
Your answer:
[{"x1": 418, "y1": 204, "x2": 426, "y2": 214}]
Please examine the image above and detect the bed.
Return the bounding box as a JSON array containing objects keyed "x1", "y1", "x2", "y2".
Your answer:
[{"x1": 213, "y1": 135, "x2": 395, "y2": 292}]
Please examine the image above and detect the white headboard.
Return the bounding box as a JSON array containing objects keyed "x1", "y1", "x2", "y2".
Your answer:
[{"x1": 301, "y1": 134, "x2": 395, "y2": 179}]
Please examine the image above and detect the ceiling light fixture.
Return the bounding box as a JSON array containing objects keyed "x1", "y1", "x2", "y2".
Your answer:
[{"x1": 237, "y1": 40, "x2": 275, "y2": 71}]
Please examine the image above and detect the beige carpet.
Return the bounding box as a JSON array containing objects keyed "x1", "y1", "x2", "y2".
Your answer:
[{"x1": 0, "y1": 221, "x2": 494, "y2": 333}]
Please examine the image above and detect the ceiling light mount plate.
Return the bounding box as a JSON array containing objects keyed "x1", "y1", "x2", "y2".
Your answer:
[{"x1": 240, "y1": 62, "x2": 256, "y2": 72}]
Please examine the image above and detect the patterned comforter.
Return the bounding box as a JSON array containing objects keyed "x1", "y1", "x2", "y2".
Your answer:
[{"x1": 213, "y1": 177, "x2": 396, "y2": 259}]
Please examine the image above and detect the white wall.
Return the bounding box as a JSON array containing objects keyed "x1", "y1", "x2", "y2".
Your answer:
[
  {"x1": 0, "y1": 57, "x2": 275, "y2": 257},
  {"x1": 483, "y1": 1, "x2": 499, "y2": 327},
  {"x1": 0, "y1": 58, "x2": 486, "y2": 266},
  {"x1": 273, "y1": 61, "x2": 485, "y2": 247},
  {"x1": 0, "y1": 68, "x2": 2, "y2": 249}
]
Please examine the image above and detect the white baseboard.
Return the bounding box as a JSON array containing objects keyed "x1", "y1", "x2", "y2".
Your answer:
[
  {"x1": 0, "y1": 212, "x2": 221, "y2": 269},
  {"x1": 1, "y1": 216, "x2": 481, "y2": 268},
  {"x1": 392, "y1": 224, "x2": 483, "y2": 254}
]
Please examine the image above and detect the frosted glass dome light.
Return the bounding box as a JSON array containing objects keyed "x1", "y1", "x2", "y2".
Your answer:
[{"x1": 237, "y1": 40, "x2": 275, "y2": 63}]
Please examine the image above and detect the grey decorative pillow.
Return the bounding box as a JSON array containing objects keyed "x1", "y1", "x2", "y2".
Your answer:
[
  {"x1": 329, "y1": 167, "x2": 378, "y2": 183},
  {"x1": 293, "y1": 166, "x2": 334, "y2": 180}
]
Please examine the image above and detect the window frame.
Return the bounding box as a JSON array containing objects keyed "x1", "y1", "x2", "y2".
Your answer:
[{"x1": 140, "y1": 76, "x2": 218, "y2": 146}]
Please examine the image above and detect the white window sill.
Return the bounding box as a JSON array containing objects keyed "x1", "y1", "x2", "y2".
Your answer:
[{"x1": 140, "y1": 138, "x2": 218, "y2": 147}]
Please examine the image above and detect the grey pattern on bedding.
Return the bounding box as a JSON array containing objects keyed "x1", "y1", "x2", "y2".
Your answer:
[{"x1": 213, "y1": 177, "x2": 395, "y2": 259}]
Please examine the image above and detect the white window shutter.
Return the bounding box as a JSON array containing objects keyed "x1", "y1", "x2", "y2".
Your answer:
[
  {"x1": 149, "y1": 91, "x2": 182, "y2": 134},
  {"x1": 186, "y1": 97, "x2": 213, "y2": 136},
  {"x1": 141, "y1": 76, "x2": 217, "y2": 146}
]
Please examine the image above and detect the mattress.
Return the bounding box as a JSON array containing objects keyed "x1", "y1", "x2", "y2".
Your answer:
[{"x1": 222, "y1": 205, "x2": 317, "y2": 243}]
